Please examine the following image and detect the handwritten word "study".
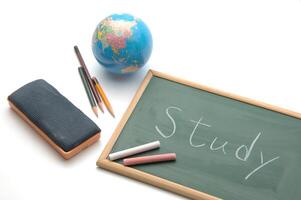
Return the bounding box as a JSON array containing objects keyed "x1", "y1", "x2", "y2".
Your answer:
[{"x1": 155, "y1": 106, "x2": 280, "y2": 180}]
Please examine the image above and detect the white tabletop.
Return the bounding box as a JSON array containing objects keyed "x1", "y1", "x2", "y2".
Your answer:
[{"x1": 1, "y1": 0, "x2": 301, "y2": 199}]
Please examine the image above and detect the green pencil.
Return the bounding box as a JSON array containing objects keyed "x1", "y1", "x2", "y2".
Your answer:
[{"x1": 78, "y1": 67, "x2": 98, "y2": 117}]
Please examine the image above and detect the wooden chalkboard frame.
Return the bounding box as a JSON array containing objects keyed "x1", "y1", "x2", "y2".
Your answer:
[{"x1": 97, "y1": 70, "x2": 301, "y2": 200}]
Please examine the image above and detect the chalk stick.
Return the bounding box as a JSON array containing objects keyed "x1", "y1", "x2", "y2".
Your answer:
[
  {"x1": 108, "y1": 141, "x2": 160, "y2": 160},
  {"x1": 123, "y1": 153, "x2": 176, "y2": 166}
]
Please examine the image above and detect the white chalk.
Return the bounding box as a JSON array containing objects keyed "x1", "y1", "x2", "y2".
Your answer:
[{"x1": 108, "y1": 141, "x2": 160, "y2": 160}]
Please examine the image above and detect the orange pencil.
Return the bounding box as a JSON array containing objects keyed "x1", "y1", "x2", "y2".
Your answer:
[{"x1": 92, "y1": 77, "x2": 115, "y2": 118}]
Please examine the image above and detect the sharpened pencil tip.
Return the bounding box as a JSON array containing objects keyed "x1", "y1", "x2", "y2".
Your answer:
[
  {"x1": 107, "y1": 108, "x2": 115, "y2": 118},
  {"x1": 92, "y1": 107, "x2": 98, "y2": 117},
  {"x1": 98, "y1": 102, "x2": 105, "y2": 113},
  {"x1": 111, "y1": 112, "x2": 115, "y2": 118}
]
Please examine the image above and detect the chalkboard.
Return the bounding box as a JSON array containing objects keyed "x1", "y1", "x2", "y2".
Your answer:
[{"x1": 97, "y1": 70, "x2": 301, "y2": 200}]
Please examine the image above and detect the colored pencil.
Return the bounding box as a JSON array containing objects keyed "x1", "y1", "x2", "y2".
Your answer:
[
  {"x1": 74, "y1": 45, "x2": 104, "y2": 113},
  {"x1": 92, "y1": 77, "x2": 115, "y2": 118},
  {"x1": 78, "y1": 67, "x2": 98, "y2": 117}
]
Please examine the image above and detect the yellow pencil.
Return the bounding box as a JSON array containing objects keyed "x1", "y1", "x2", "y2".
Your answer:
[{"x1": 92, "y1": 77, "x2": 115, "y2": 118}]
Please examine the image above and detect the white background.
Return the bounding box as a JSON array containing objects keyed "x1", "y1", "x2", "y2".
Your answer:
[{"x1": 1, "y1": 0, "x2": 301, "y2": 199}]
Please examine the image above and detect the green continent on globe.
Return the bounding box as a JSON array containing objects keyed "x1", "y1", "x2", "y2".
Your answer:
[{"x1": 92, "y1": 13, "x2": 153, "y2": 74}]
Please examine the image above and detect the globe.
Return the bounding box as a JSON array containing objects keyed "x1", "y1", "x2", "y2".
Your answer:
[{"x1": 92, "y1": 13, "x2": 153, "y2": 74}]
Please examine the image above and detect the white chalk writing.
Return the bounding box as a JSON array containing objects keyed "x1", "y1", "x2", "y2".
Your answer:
[
  {"x1": 155, "y1": 106, "x2": 182, "y2": 138},
  {"x1": 210, "y1": 137, "x2": 228, "y2": 154},
  {"x1": 235, "y1": 132, "x2": 261, "y2": 161},
  {"x1": 245, "y1": 152, "x2": 280, "y2": 180},
  {"x1": 154, "y1": 106, "x2": 280, "y2": 181},
  {"x1": 189, "y1": 118, "x2": 211, "y2": 147}
]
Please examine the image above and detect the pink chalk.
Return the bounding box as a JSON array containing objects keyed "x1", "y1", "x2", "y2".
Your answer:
[{"x1": 123, "y1": 153, "x2": 176, "y2": 166}]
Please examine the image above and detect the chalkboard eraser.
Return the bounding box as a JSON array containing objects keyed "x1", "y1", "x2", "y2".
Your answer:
[{"x1": 8, "y1": 79, "x2": 101, "y2": 159}]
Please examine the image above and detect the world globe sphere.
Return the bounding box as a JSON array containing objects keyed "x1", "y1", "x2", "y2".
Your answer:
[{"x1": 92, "y1": 13, "x2": 153, "y2": 74}]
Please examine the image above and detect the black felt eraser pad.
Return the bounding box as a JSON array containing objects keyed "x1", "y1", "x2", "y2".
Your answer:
[{"x1": 8, "y1": 79, "x2": 101, "y2": 159}]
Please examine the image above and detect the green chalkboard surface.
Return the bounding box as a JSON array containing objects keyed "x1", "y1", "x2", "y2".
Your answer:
[{"x1": 97, "y1": 70, "x2": 301, "y2": 200}]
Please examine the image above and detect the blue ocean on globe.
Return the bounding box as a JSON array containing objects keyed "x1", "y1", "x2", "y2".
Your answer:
[{"x1": 92, "y1": 13, "x2": 153, "y2": 74}]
